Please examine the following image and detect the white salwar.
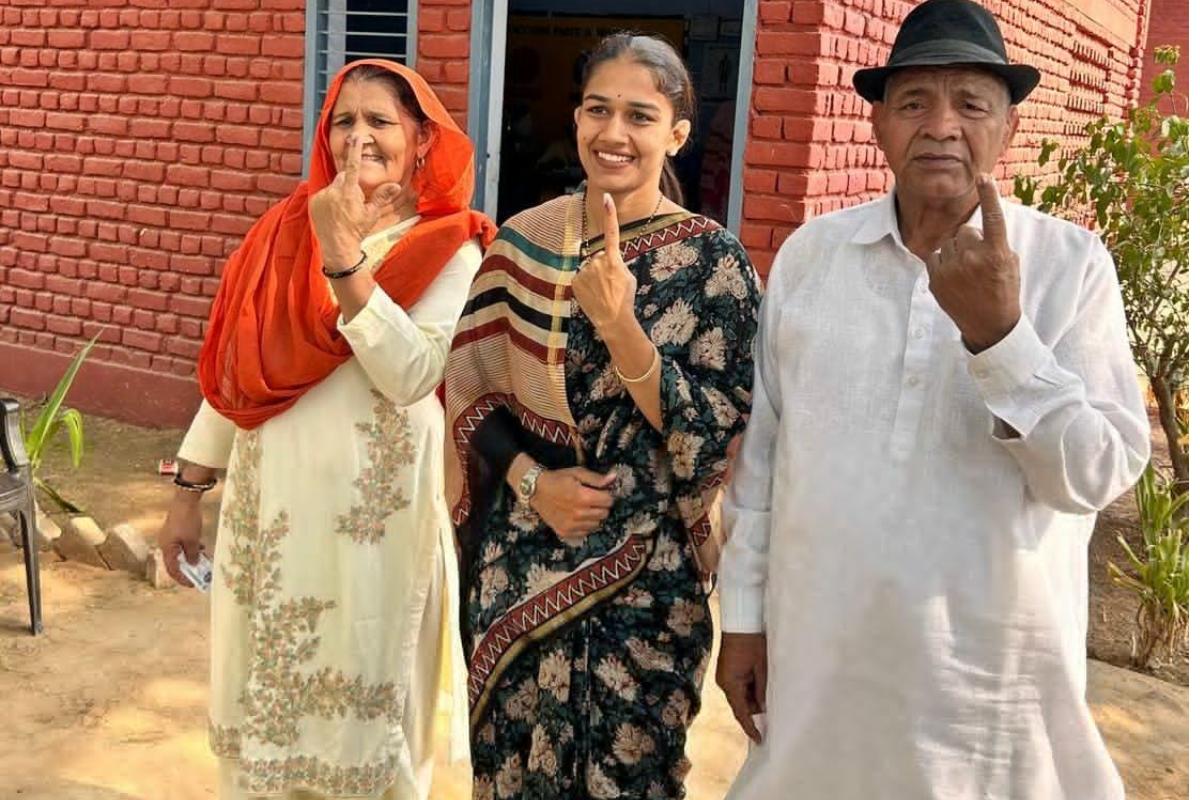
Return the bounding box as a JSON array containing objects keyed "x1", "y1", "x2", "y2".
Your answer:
[
  {"x1": 179, "y1": 217, "x2": 480, "y2": 800},
  {"x1": 720, "y1": 194, "x2": 1150, "y2": 800}
]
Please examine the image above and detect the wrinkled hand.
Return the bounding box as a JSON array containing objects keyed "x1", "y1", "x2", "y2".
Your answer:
[
  {"x1": 924, "y1": 175, "x2": 1021, "y2": 353},
  {"x1": 157, "y1": 497, "x2": 205, "y2": 588},
  {"x1": 309, "y1": 134, "x2": 406, "y2": 268},
  {"x1": 716, "y1": 631, "x2": 769, "y2": 744},
  {"x1": 573, "y1": 192, "x2": 637, "y2": 335},
  {"x1": 530, "y1": 466, "x2": 616, "y2": 541}
]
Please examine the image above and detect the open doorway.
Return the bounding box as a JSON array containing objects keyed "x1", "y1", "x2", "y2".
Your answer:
[{"x1": 492, "y1": 1, "x2": 747, "y2": 226}]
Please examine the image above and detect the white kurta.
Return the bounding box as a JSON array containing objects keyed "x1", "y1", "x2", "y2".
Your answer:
[
  {"x1": 179, "y1": 218, "x2": 480, "y2": 800},
  {"x1": 720, "y1": 194, "x2": 1150, "y2": 800}
]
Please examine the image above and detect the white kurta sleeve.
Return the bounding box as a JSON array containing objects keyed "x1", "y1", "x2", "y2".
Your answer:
[
  {"x1": 177, "y1": 398, "x2": 237, "y2": 470},
  {"x1": 718, "y1": 244, "x2": 788, "y2": 634},
  {"x1": 337, "y1": 241, "x2": 483, "y2": 407},
  {"x1": 966, "y1": 237, "x2": 1151, "y2": 513}
]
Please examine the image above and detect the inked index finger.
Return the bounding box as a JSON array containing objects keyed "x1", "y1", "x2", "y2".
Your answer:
[
  {"x1": 342, "y1": 133, "x2": 363, "y2": 185},
  {"x1": 976, "y1": 174, "x2": 1007, "y2": 246},
  {"x1": 601, "y1": 192, "x2": 622, "y2": 262}
]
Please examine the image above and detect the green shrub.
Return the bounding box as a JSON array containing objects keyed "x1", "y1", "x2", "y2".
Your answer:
[
  {"x1": 22, "y1": 335, "x2": 98, "y2": 513},
  {"x1": 1014, "y1": 46, "x2": 1189, "y2": 487},
  {"x1": 1107, "y1": 465, "x2": 1188, "y2": 668}
]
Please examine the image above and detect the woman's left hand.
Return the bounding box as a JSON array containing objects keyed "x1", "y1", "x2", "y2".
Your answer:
[
  {"x1": 309, "y1": 134, "x2": 405, "y2": 268},
  {"x1": 573, "y1": 192, "x2": 637, "y2": 336}
]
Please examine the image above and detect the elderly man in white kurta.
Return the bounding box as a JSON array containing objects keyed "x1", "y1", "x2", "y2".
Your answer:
[{"x1": 715, "y1": 1, "x2": 1151, "y2": 798}]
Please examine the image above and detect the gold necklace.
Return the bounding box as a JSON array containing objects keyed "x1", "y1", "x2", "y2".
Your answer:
[{"x1": 579, "y1": 191, "x2": 665, "y2": 261}]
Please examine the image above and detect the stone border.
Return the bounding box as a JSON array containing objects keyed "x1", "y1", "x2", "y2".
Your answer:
[{"x1": 2, "y1": 510, "x2": 176, "y2": 590}]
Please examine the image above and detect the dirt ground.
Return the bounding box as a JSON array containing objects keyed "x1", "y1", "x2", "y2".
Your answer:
[{"x1": 0, "y1": 409, "x2": 1187, "y2": 799}]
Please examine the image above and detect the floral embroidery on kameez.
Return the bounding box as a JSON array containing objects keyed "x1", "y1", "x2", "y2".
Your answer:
[
  {"x1": 335, "y1": 390, "x2": 417, "y2": 544},
  {"x1": 211, "y1": 430, "x2": 407, "y2": 794}
]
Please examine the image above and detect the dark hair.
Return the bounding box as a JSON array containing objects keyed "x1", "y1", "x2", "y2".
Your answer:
[
  {"x1": 580, "y1": 33, "x2": 696, "y2": 205},
  {"x1": 341, "y1": 63, "x2": 429, "y2": 124}
]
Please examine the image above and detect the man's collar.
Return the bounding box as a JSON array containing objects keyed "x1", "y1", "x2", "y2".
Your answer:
[
  {"x1": 849, "y1": 190, "x2": 903, "y2": 245},
  {"x1": 850, "y1": 188, "x2": 991, "y2": 246}
]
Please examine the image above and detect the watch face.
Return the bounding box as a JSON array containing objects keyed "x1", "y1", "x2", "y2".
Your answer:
[{"x1": 519, "y1": 466, "x2": 540, "y2": 503}]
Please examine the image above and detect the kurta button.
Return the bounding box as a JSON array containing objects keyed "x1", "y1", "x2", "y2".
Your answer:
[{"x1": 906, "y1": 375, "x2": 920, "y2": 387}]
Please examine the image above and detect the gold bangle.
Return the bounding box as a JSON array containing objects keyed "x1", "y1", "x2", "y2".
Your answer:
[{"x1": 615, "y1": 349, "x2": 661, "y2": 384}]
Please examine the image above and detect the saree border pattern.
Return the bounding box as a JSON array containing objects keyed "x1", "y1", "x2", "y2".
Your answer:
[{"x1": 466, "y1": 530, "x2": 655, "y2": 726}]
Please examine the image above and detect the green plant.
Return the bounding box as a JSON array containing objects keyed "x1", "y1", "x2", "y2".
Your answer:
[
  {"x1": 1107, "y1": 464, "x2": 1189, "y2": 669},
  {"x1": 1014, "y1": 46, "x2": 1189, "y2": 487},
  {"x1": 22, "y1": 335, "x2": 99, "y2": 513}
]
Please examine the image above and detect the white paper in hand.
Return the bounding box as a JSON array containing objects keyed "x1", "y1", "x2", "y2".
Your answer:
[{"x1": 177, "y1": 552, "x2": 213, "y2": 593}]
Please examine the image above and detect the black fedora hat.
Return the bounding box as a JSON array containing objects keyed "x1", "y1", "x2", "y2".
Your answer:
[{"x1": 853, "y1": 0, "x2": 1041, "y2": 103}]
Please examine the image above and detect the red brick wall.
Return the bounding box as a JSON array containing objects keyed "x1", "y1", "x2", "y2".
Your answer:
[
  {"x1": 739, "y1": 0, "x2": 1152, "y2": 274},
  {"x1": 0, "y1": 0, "x2": 1152, "y2": 427},
  {"x1": 417, "y1": 0, "x2": 472, "y2": 130},
  {"x1": 1139, "y1": 0, "x2": 1188, "y2": 110},
  {"x1": 0, "y1": 0, "x2": 307, "y2": 427},
  {"x1": 0, "y1": 0, "x2": 472, "y2": 428}
]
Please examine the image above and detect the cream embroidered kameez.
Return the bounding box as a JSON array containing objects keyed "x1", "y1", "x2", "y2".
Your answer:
[{"x1": 179, "y1": 218, "x2": 478, "y2": 799}]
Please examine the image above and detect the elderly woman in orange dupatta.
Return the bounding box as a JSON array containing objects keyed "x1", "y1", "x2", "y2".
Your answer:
[{"x1": 155, "y1": 60, "x2": 495, "y2": 800}]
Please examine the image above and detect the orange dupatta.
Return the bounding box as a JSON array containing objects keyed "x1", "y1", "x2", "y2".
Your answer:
[{"x1": 197, "y1": 59, "x2": 496, "y2": 429}]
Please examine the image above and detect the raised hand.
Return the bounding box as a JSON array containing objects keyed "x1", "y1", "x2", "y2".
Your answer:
[
  {"x1": 573, "y1": 192, "x2": 638, "y2": 335},
  {"x1": 309, "y1": 134, "x2": 406, "y2": 268},
  {"x1": 924, "y1": 174, "x2": 1022, "y2": 353}
]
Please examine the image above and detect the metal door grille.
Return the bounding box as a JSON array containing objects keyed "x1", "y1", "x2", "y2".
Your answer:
[{"x1": 302, "y1": 0, "x2": 418, "y2": 172}]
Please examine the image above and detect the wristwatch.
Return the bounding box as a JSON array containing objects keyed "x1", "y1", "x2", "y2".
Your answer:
[{"x1": 516, "y1": 463, "x2": 545, "y2": 506}]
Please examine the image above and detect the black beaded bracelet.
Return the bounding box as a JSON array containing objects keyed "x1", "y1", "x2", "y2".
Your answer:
[
  {"x1": 174, "y1": 473, "x2": 218, "y2": 493},
  {"x1": 322, "y1": 250, "x2": 368, "y2": 279}
]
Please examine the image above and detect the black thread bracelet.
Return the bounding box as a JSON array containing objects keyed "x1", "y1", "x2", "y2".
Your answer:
[
  {"x1": 322, "y1": 250, "x2": 368, "y2": 279},
  {"x1": 174, "y1": 473, "x2": 218, "y2": 493}
]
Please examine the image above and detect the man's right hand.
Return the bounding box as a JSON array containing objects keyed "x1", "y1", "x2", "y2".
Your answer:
[{"x1": 716, "y1": 631, "x2": 769, "y2": 744}]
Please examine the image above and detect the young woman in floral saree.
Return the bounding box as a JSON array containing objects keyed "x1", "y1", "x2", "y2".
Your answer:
[{"x1": 445, "y1": 34, "x2": 761, "y2": 799}]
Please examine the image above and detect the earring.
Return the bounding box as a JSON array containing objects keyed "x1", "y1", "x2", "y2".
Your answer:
[{"x1": 416, "y1": 155, "x2": 426, "y2": 171}]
